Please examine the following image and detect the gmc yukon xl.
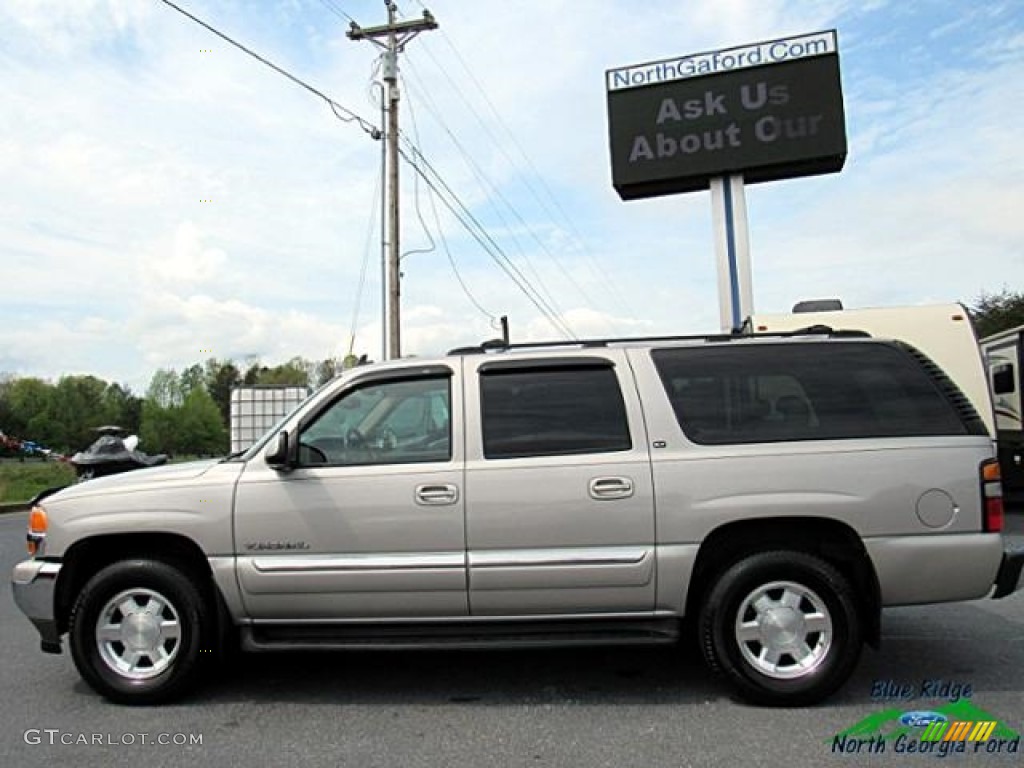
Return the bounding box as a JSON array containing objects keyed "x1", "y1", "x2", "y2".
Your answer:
[{"x1": 12, "y1": 333, "x2": 1024, "y2": 706}]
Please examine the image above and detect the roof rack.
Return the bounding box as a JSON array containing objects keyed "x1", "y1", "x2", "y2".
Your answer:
[{"x1": 446, "y1": 326, "x2": 869, "y2": 356}]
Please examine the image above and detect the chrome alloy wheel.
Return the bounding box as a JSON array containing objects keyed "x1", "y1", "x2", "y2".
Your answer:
[
  {"x1": 95, "y1": 588, "x2": 182, "y2": 680},
  {"x1": 734, "y1": 580, "x2": 832, "y2": 680}
]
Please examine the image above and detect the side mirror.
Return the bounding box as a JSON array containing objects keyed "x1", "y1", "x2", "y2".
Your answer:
[{"x1": 265, "y1": 431, "x2": 292, "y2": 470}]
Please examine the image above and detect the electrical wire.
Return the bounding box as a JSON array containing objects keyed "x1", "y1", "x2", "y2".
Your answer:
[
  {"x1": 160, "y1": 0, "x2": 571, "y2": 339},
  {"x1": 156, "y1": 0, "x2": 379, "y2": 139},
  {"x1": 403, "y1": 0, "x2": 635, "y2": 325},
  {"x1": 401, "y1": 143, "x2": 572, "y2": 338},
  {"x1": 398, "y1": 74, "x2": 437, "y2": 263},
  {"x1": 366, "y1": 55, "x2": 383, "y2": 109},
  {"x1": 400, "y1": 62, "x2": 570, "y2": 325},
  {"x1": 403, "y1": 52, "x2": 595, "y2": 306},
  {"x1": 399, "y1": 140, "x2": 576, "y2": 339},
  {"x1": 349, "y1": 157, "x2": 383, "y2": 354},
  {"x1": 431, "y1": 194, "x2": 500, "y2": 325},
  {"x1": 317, "y1": 0, "x2": 357, "y2": 25},
  {"x1": 403, "y1": 73, "x2": 495, "y2": 322}
]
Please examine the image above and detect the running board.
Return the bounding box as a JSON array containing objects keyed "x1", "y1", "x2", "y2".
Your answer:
[{"x1": 240, "y1": 618, "x2": 680, "y2": 652}]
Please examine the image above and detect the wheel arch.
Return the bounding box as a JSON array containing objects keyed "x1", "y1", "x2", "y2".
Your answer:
[
  {"x1": 55, "y1": 532, "x2": 217, "y2": 637},
  {"x1": 685, "y1": 517, "x2": 881, "y2": 648}
]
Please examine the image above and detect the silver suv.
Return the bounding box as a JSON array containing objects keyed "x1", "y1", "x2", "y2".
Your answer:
[{"x1": 12, "y1": 333, "x2": 1024, "y2": 706}]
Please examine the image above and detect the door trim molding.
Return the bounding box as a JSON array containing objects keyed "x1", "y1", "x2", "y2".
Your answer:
[{"x1": 252, "y1": 552, "x2": 465, "y2": 573}]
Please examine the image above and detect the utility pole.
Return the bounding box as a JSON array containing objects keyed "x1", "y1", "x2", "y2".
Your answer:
[{"x1": 348, "y1": 3, "x2": 437, "y2": 360}]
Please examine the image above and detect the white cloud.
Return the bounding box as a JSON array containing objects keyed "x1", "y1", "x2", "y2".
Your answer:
[
  {"x1": 2, "y1": 0, "x2": 152, "y2": 53},
  {"x1": 133, "y1": 291, "x2": 351, "y2": 371},
  {"x1": 143, "y1": 220, "x2": 228, "y2": 285}
]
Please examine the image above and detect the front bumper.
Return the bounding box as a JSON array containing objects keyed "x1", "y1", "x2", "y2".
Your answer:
[
  {"x1": 993, "y1": 544, "x2": 1024, "y2": 599},
  {"x1": 11, "y1": 559, "x2": 62, "y2": 653}
]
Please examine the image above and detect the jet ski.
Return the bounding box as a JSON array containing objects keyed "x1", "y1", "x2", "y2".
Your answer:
[{"x1": 70, "y1": 428, "x2": 168, "y2": 480}]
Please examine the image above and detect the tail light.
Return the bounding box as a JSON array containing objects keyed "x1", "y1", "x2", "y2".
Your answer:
[{"x1": 981, "y1": 459, "x2": 1004, "y2": 533}]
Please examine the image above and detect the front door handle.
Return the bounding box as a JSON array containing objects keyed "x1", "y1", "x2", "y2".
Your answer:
[
  {"x1": 415, "y1": 484, "x2": 459, "y2": 506},
  {"x1": 589, "y1": 477, "x2": 634, "y2": 500}
]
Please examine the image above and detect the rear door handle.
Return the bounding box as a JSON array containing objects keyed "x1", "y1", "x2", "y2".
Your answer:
[
  {"x1": 415, "y1": 484, "x2": 459, "y2": 506},
  {"x1": 589, "y1": 477, "x2": 634, "y2": 500}
]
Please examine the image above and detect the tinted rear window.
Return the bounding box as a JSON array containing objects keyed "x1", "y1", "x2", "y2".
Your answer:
[
  {"x1": 651, "y1": 343, "x2": 971, "y2": 445},
  {"x1": 480, "y1": 365, "x2": 631, "y2": 459}
]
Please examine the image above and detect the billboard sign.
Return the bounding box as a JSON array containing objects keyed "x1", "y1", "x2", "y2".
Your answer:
[{"x1": 607, "y1": 31, "x2": 847, "y2": 200}]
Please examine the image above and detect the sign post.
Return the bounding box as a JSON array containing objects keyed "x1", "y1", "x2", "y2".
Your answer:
[
  {"x1": 606, "y1": 30, "x2": 846, "y2": 330},
  {"x1": 711, "y1": 174, "x2": 752, "y2": 330}
]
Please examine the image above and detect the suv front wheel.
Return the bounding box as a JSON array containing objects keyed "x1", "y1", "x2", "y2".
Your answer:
[
  {"x1": 699, "y1": 550, "x2": 862, "y2": 706},
  {"x1": 69, "y1": 559, "x2": 211, "y2": 705}
]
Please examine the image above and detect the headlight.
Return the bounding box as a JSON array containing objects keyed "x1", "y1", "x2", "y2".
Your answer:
[{"x1": 27, "y1": 505, "x2": 47, "y2": 556}]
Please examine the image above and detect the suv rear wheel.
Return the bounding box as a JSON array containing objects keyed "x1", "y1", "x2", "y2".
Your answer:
[
  {"x1": 69, "y1": 559, "x2": 211, "y2": 705},
  {"x1": 699, "y1": 550, "x2": 862, "y2": 706}
]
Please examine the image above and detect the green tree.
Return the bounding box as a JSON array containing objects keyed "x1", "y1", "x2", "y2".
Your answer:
[
  {"x1": 0, "y1": 374, "x2": 142, "y2": 454},
  {"x1": 971, "y1": 289, "x2": 1024, "y2": 339},
  {"x1": 141, "y1": 368, "x2": 228, "y2": 457},
  {"x1": 50, "y1": 375, "x2": 109, "y2": 450},
  {"x1": 179, "y1": 387, "x2": 228, "y2": 455},
  {"x1": 147, "y1": 368, "x2": 184, "y2": 409},
  {"x1": 5, "y1": 378, "x2": 56, "y2": 446},
  {"x1": 241, "y1": 357, "x2": 311, "y2": 388},
  {"x1": 180, "y1": 364, "x2": 205, "y2": 398},
  {"x1": 0, "y1": 374, "x2": 18, "y2": 435},
  {"x1": 101, "y1": 383, "x2": 143, "y2": 434},
  {"x1": 242, "y1": 361, "x2": 267, "y2": 387},
  {"x1": 314, "y1": 357, "x2": 342, "y2": 387},
  {"x1": 204, "y1": 358, "x2": 241, "y2": 427},
  {"x1": 139, "y1": 399, "x2": 178, "y2": 455}
]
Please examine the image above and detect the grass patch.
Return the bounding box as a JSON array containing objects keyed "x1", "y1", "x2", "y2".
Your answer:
[{"x1": 0, "y1": 461, "x2": 76, "y2": 504}]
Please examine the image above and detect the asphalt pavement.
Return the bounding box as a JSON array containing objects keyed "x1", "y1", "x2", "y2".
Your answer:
[{"x1": 1, "y1": 511, "x2": 1022, "y2": 768}]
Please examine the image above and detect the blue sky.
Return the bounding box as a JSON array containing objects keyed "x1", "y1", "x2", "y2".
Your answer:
[{"x1": 1, "y1": 0, "x2": 1022, "y2": 393}]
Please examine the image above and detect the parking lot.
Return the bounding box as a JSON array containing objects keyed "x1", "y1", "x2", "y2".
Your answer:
[{"x1": 1, "y1": 510, "x2": 1021, "y2": 768}]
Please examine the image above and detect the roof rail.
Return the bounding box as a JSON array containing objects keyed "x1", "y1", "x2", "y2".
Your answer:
[{"x1": 445, "y1": 326, "x2": 868, "y2": 356}]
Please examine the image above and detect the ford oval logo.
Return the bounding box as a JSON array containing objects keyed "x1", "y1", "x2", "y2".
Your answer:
[{"x1": 900, "y1": 711, "x2": 948, "y2": 728}]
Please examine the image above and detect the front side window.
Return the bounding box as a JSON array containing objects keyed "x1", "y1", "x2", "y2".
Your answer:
[
  {"x1": 652, "y1": 343, "x2": 969, "y2": 445},
  {"x1": 299, "y1": 376, "x2": 451, "y2": 465},
  {"x1": 480, "y1": 365, "x2": 631, "y2": 459}
]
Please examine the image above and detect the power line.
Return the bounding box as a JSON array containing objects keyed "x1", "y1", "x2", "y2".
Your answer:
[
  {"x1": 398, "y1": 75, "x2": 437, "y2": 264},
  {"x1": 158, "y1": 0, "x2": 570, "y2": 339},
  {"x1": 403, "y1": 49, "x2": 594, "y2": 310},
  {"x1": 403, "y1": 0, "x2": 636, "y2": 325},
  {"x1": 401, "y1": 143, "x2": 572, "y2": 337},
  {"x1": 156, "y1": 0, "x2": 379, "y2": 139},
  {"x1": 349, "y1": 156, "x2": 383, "y2": 353},
  {"x1": 399, "y1": 140, "x2": 576, "y2": 339},
  {"x1": 391, "y1": 5, "x2": 584, "y2": 323},
  {"x1": 400, "y1": 62, "x2": 571, "y2": 325},
  {"x1": 432, "y1": 196, "x2": 500, "y2": 325},
  {"x1": 317, "y1": 0, "x2": 356, "y2": 25},
  {"x1": 403, "y1": 74, "x2": 495, "y2": 323},
  {"x1": 343, "y1": 4, "x2": 571, "y2": 337},
  {"x1": 157, "y1": 0, "x2": 388, "y2": 353}
]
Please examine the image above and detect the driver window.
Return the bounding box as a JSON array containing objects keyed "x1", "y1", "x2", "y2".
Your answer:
[{"x1": 300, "y1": 376, "x2": 451, "y2": 466}]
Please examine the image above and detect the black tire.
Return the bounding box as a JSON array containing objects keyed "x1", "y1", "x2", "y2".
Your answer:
[
  {"x1": 69, "y1": 559, "x2": 211, "y2": 705},
  {"x1": 698, "y1": 550, "x2": 862, "y2": 706}
]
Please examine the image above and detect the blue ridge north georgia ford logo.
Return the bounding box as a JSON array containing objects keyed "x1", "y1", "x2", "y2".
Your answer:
[{"x1": 831, "y1": 699, "x2": 1020, "y2": 758}]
